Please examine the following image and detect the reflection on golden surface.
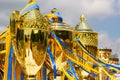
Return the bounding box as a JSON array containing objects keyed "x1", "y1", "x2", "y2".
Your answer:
[{"x1": 13, "y1": 29, "x2": 48, "y2": 76}]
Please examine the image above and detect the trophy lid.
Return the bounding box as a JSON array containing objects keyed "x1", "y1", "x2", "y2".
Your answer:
[
  {"x1": 75, "y1": 14, "x2": 93, "y2": 32},
  {"x1": 19, "y1": 0, "x2": 50, "y2": 30},
  {"x1": 20, "y1": 0, "x2": 45, "y2": 20},
  {"x1": 46, "y1": 8, "x2": 72, "y2": 31},
  {"x1": 51, "y1": 22, "x2": 72, "y2": 31},
  {"x1": 51, "y1": 8, "x2": 60, "y2": 13}
]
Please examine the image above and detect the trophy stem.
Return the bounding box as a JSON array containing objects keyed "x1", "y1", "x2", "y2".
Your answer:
[{"x1": 26, "y1": 75, "x2": 37, "y2": 80}]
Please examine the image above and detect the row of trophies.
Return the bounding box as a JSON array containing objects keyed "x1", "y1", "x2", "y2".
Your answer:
[{"x1": 0, "y1": 0, "x2": 119, "y2": 80}]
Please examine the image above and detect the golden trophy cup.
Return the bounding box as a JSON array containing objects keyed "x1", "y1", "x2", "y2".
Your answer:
[
  {"x1": 45, "y1": 8, "x2": 73, "y2": 80},
  {"x1": 10, "y1": 0, "x2": 50, "y2": 79}
]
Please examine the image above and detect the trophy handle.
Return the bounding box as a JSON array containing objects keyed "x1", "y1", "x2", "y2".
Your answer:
[{"x1": 10, "y1": 10, "x2": 20, "y2": 36}]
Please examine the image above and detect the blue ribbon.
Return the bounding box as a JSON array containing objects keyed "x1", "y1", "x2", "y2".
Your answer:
[
  {"x1": 50, "y1": 31, "x2": 99, "y2": 77},
  {"x1": 76, "y1": 38, "x2": 120, "y2": 70},
  {"x1": 76, "y1": 63, "x2": 98, "y2": 77},
  {"x1": 43, "y1": 65, "x2": 47, "y2": 80},
  {"x1": 53, "y1": 12, "x2": 63, "y2": 23},
  {"x1": 8, "y1": 43, "x2": 13, "y2": 80},
  {"x1": 106, "y1": 76, "x2": 109, "y2": 80},
  {"x1": 21, "y1": 72, "x2": 24, "y2": 80},
  {"x1": 66, "y1": 69, "x2": 73, "y2": 76},
  {"x1": 50, "y1": 31, "x2": 79, "y2": 79},
  {"x1": 76, "y1": 54, "x2": 98, "y2": 67},
  {"x1": 50, "y1": 31, "x2": 73, "y2": 54},
  {"x1": 20, "y1": 3, "x2": 40, "y2": 15},
  {"x1": 50, "y1": 31, "x2": 98, "y2": 66},
  {"x1": 76, "y1": 38, "x2": 97, "y2": 60},
  {"x1": 47, "y1": 45, "x2": 57, "y2": 78},
  {"x1": 68, "y1": 60, "x2": 79, "y2": 80},
  {"x1": 50, "y1": 31, "x2": 90, "y2": 61},
  {"x1": 14, "y1": 58, "x2": 16, "y2": 80}
]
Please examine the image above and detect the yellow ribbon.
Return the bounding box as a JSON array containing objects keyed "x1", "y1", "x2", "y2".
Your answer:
[
  {"x1": 53, "y1": 38, "x2": 100, "y2": 79},
  {"x1": 76, "y1": 39, "x2": 117, "y2": 80}
]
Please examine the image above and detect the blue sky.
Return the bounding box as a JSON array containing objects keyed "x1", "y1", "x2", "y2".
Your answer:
[{"x1": 0, "y1": 0, "x2": 120, "y2": 58}]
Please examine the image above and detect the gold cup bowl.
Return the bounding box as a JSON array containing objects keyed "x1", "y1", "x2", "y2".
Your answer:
[
  {"x1": 46, "y1": 22, "x2": 73, "y2": 79},
  {"x1": 10, "y1": 8, "x2": 50, "y2": 79}
]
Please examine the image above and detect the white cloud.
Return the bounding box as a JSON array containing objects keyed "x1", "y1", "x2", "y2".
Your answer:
[
  {"x1": 0, "y1": 12, "x2": 9, "y2": 20},
  {"x1": 98, "y1": 32, "x2": 112, "y2": 48},
  {"x1": 117, "y1": 0, "x2": 120, "y2": 14},
  {"x1": 0, "y1": 12, "x2": 9, "y2": 27},
  {"x1": 0, "y1": 25, "x2": 7, "y2": 32},
  {"x1": 79, "y1": 0, "x2": 115, "y2": 17},
  {"x1": 37, "y1": 0, "x2": 116, "y2": 18},
  {"x1": 99, "y1": 32, "x2": 120, "y2": 58},
  {"x1": 0, "y1": 0, "x2": 119, "y2": 60},
  {"x1": 0, "y1": 0, "x2": 119, "y2": 27},
  {"x1": 116, "y1": 38, "x2": 120, "y2": 44}
]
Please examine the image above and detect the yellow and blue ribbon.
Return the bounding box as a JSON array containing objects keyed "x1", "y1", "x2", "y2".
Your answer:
[
  {"x1": 50, "y1": 31, "x2": 99, "y2": 78},
  {"x1": 68, "y1": 60, "x2": 79, "y2": 80},
  {"x1": 74, "y1": 63, "x2": 98, "y2": 77},
  {"x1": 76, "y1": 38, "x2": 120, "y2": 71},
  {"x1": 20, "y1": 2, "x2": 39, "y2": 15},
  {"x1": 53, "y1": 12, "x2": 63, "y2": 23},
  {"x1": 47, "y1": 45, "x2": 57, "y2": 78},
  {"x1": 50, "y1": 31, "x2": 73, "y2": 54},
  {"x1": 50, "y1": 31, "x2": 79, "y2": 79},
  {"x1": 46, "y1": 10, "x2": 63, "y2": 23},
  {"x1": 50, "y1": 31, "x2": 98, "y2": 67}
]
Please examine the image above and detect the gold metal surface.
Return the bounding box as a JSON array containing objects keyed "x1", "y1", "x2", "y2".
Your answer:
[
  {"x1": 29, "y1": 0, "x2": 35, "y2": 3},
  {"x1": 45, "y1": 15, "x2": 73, "y2": 79},
  {"x1": 50, "y1": 22, "x2": 72, "y2": 69},
  {"x1": 13, "y1": 29, "x2": 48, "y2": 75},
  {"x1": 51, "y1": 8, "x2": 60, "y2": 13},
  {"x1": 73, "y1": 14, "x2": 98, "y2": 80},
  {"x1": 10, "y1": 0, "x2": 50, "y2": 78},
  {"x1": 0, "y1": 1, "x2": 119, "y2": 80},
  {"x1": 74, "y1": 14, "x2": 98, "y2": 55},
  {"x1": 51, "y1": 23, "x2": 72, "y2": 31},
  {"x1": 75, "y1": 14, "x2": 93, "y2": 32}
]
